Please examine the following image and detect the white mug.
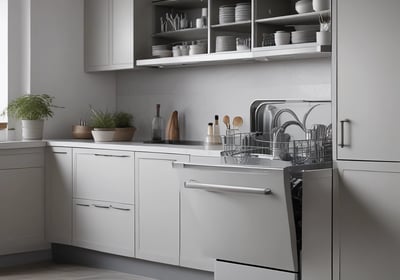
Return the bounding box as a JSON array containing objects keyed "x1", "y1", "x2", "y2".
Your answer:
[
  {"x1": 196, "y1": 18, "x2": 203, "y2": 28},
  {"x1": 316, "y1": 31, "x2": 331, "y2": 45}
]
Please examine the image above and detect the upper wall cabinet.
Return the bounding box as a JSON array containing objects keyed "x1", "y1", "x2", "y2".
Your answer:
[
  {"x1": 84, "y1": 0, "x2": 152, "y2": 72},
  {"x1": 136, "y1": 0, "x2": 331, "y2": 67}
]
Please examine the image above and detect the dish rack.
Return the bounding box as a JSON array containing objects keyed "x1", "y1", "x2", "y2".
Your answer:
[{"x1": 221, "y1": 130, "x2": 332, "y2": 165}]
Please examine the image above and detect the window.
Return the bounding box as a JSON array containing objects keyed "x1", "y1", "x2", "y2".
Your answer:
[{"x1": 0, "y1": 0, "x2": 8, "y2": 121}]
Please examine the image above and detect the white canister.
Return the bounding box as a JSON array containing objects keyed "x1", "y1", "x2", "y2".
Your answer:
[
  {"x1": 312, "y1": 0, "x2": 330, "y2": 12},
  {"x1": 316, "y1": 31, "x2": 331, "y2": 45},
  {"x1": 195, "y1": 18, "x2": 203, "y2": 28}
]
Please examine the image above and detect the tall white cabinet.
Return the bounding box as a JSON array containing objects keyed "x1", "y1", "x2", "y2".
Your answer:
[
  {"x1": 84, "y1": 0, "x2": 151, "y2": 72},
  {"x1": 334, "y1": 0, "x2": 400, "y2": 279}
]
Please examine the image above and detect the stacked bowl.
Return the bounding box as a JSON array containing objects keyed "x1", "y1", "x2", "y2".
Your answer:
[
  {"x1": 291, "y1": 30, "x2": 317, "y2": 43},
  {"x1": 152, "y1": 45, "x2": 172, "y2": 57},
  {"x1": 216, "y1": 36, "x2": 236, "y2": 52},
  {"x1": 235, "y1": 3, "x2": 251, "y2": 22},
  {"x1": 219, "y1": 5, "x2": 235, "y2": 24}
]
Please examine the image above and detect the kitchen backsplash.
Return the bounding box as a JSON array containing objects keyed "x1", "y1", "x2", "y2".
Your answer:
[{"x1": 116, "y1": 58, "x2": 331, "y2": 141}]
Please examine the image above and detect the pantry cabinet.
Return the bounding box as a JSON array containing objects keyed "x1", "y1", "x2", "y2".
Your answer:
[
  {"x1": 334, "y1": 161, "x2": 400, "y2": 280},
  {"x1": 0, "y1": 148, "x2": 48, "y2": 255},
  {"x1": 45, "y1": 147, "x2": 73, "y2": 245},
  {"x1": 335, "y1": 0, "x2": 400, "y2": 161},
  {"x1": 135, "y1": 152, "x2": 189, "y2": 265},
  {"x1": 84, "y1": 0, "x2": 152, "y2": 71}
]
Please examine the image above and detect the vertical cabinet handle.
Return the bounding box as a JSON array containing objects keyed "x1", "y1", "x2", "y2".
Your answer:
[{"x1": 339, "y1": 119, "x2": 350, "y2": 148}]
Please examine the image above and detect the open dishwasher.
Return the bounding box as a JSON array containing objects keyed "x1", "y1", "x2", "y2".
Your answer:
[{"x1": 173, "y1": 100, "x2": 333, "y2": 280}]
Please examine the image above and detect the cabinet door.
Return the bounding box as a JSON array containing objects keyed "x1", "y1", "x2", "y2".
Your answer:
[
  {"x1": 85, "y1": 0, "x2": 110, "y2": 70},
  {"x1": 111, "y1": 0, "x2": 133, "y2": 67},
  {"x1": 0, "y1": 168, "x2": 47, "y2": 255},
  {"x1": 334, "y1": 161, "x2": 400, "y2": 280},
  {"x1": 73, "y1": 198, "x2": 134, "y2": 257},
  {"x1": 336, "y1": 0, "x2": 400, "y2": 161},
  {"x1": 45, "y1": 147, "x2": 73, "y2": 245},
  {"x1": 73, "y1": 148, "x2": 135, "y2": 204},
  {"x1": 135, "y1": 152, "x2": 189, "y2": 265}
]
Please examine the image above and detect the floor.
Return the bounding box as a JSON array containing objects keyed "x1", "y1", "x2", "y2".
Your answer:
[{"x1": 0, "y1": 262, "x2": 155, "y2": 280}]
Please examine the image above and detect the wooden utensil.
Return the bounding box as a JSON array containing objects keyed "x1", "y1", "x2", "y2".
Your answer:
[
  {"x1": 223, "y1": 115, "x2": 230, "y2": 129},
  {"x1": 233, "y1": 116, "x2": 243, "y2": 129}
]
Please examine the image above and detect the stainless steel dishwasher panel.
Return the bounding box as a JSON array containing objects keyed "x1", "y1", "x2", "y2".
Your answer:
[{"x1": 175, "y1": 162, "x2": 298, "y2": 273}]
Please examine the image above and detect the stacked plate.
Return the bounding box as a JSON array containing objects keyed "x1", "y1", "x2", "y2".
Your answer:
[
  {"x1": 291, "y1": 30, "x2": 316, "y2": 44},
  {"x1": 219, "y1": 5, "x2": 235, "y2": 24},
  {"x1": 235, "y1": 3, "x2": 251, "y2": 22},
  {"x1": 216, "y1": 36, "x2": 236, "y2": 52},
  {"x1": 152, "y1": 44, "x2": 172, "y2": 58}
]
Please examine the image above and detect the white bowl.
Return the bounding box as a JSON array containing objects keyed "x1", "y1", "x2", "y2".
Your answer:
[
  {"x1": 295, "y1": 0, "x2": 313, "y2": 14},
  {"x1": 312, "y1": 0, "x2": 330, "y2": 11},
  {"x1": 274, "y1": 31, "x2": 291, "y2": 45}
]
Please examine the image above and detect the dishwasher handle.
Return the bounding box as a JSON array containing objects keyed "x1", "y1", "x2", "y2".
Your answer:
[{"x1": 184, "y1": 180, "x2": 272, "y2": 195}]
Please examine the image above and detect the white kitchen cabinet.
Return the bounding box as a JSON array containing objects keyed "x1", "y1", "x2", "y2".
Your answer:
[
  {"x1": 135, "y1": 152, "x2": 189, "y2": 265},
  {"x1": 73, "y1": 148, "x2": 135, "y2": 204},
  {"x1": 334, "y1": 161, "x2": 400, "y2": 280},
  {"x1": 0, "y1": 148, "x2": 48, "y2": 255},
  {"x1": 73, "y1": 198, "x2": 134, "y2": 257},
  {"x1": 45, "y1": 147, "x2": 73, "y2": 245},
  {"x1": 335, "y1": 0, "x2": 400, "y2": 161},
  {"x1": 84, "y1": 0, "x2": 152, "y2": 71}
]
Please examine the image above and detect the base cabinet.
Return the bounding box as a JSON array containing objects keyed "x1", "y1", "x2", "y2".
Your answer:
[
  {"x1": 335, "y1": 161, "x2": 400, "y2": 280},
  {"x1": 45, "y1": 147, "x2": 73, "y2": 245},
  {"x1": 135, "y1": 152, "x2": 189, "y2": 265},
  {"x1": 73, "y1": 198, "x2": 134, "y2": 257},
  {"x1": 0, "y1": 148, "x2": 48, "y2": 255}
]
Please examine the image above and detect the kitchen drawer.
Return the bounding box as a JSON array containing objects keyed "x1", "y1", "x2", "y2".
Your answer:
[
  {"x1": 73, "y1": 148, "x2": 134, "y2": 204},
  {"x1": 215, "y1": 260, "x2": 297, "y2": 280},
  {"x1": 176, "y1": 163, "x2": 298, "y2": 272},
  {"x1": 0, "y1": 148, "x2": 44, "y2": 169},
  {"x1": 72, "y1": 198, "x2": 134, "y2": 257}
]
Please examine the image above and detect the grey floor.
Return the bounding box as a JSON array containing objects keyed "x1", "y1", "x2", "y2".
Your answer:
[{"x1": 0, "y1": 262, "x2": 156, "y2": 280}]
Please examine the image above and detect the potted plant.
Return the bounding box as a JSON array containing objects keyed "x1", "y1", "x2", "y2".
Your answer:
[
  {"x1": 113, "y1": 111, "x2": 136, "y2": 141},
  {"x1": 3, "y1": 94, "x2": 60, "y2": 140},
  {"x1": 89, "y1": 107, "x2": 116, "y2": 142}
]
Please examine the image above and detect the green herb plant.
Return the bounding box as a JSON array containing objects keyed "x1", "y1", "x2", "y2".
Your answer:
[
  {"x1": 113, "y1": 112, "x2": 134, "y2": 128},
  {"x1": 4, "y1": 94, "x2": 60, "y2": 120},
  {"x1": 89, "y1": 107, "x2": 116, "y2": 129}
]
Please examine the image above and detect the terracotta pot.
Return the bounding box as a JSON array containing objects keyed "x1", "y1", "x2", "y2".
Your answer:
[{"x1": 113, "y1": 127, "x2": 136, "y2": 141}]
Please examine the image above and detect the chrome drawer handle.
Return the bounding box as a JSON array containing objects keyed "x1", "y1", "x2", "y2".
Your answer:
[
  {"x1": 93, "y1": 204, "x2": 110, "y2": 209},
  {"x1": 111, "y1": 205, "x2": 131, "y2": 211},
  {"x1": 94, "y1": 154, "x2": 130, "y2": 158},
  {"x1": 53, "y1": 152, "x2": 68, "y2": 155},
  {"x1": 184, "y1": 180, "x2": 272, "y2": 195},
  {"x1": 76, "y1": 203, "x2": 90, "y2": 207},
  {"x1": 339, "y1": 119, "x2": 350, "y2": 148}
]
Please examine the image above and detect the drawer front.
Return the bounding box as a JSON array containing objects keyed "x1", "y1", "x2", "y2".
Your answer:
[
  {"x1": 73, "y1": 148, "x2": 134, "y2": 204},
  {"x1": 0, "y1": 148, "x2": 44, "y2": 169},
  {"x1": 73, "y1": 198, "x2": 134, "y2": 257},
  {"x1": 178, "y1": 164, "x2": 297, "y2": 272},
  {"x1": 215, "y1": 261, "x2": 297, "y2": 280}
]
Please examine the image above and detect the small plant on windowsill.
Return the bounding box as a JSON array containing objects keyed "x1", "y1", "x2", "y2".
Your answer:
[
  {"x1": 89, "y1": 107, "x2": 116, "y2": 142},
  {"x1": 3, "y1": 94, "x2": 62, "y2": 140}
]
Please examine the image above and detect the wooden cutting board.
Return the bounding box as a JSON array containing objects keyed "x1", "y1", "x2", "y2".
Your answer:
[{"x1": 165, "y1": 111, "x2": 180, "y2": 141}]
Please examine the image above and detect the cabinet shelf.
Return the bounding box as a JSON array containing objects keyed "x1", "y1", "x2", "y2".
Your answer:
[
  {"x1": 211, "y1": 21, "x2": 251, "y2": 33},
  {"x1": 253, "y1": 43, "x2": 331, "y2": 60},
  {"x1": 153, "y1": 0, "x2": 206, "y2": 9},
  {"x1": 256, "y1": 10, "x2": 330, "y2": 25},
  {"x1": 153, "y1": 28, "x2": 208, "y2": 42}
]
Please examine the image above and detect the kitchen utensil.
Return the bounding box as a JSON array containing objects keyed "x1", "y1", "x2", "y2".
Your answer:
[
  {"x1": 233, "y1": 116, "x2": 243, "y2": 129},
  {"x1": 165, "y1": 110, "x2": 180, "y2": 141},
  {"x1": 223, "y1": 115, "x2": 230, "y2": 129}
]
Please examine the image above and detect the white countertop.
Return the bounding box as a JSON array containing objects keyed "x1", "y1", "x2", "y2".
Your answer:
[{"x1": 0, "y1": 140, "x2": 46, "y2": 149}]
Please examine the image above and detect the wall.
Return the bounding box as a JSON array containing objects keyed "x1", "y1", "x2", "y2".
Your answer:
[
  {"x1": 116, "y1": 58, "x2": 331, "y2": 141},
  {"x1": 0, "y1": 0, "x2": 8, "y2": 121},
  {"x1": 30, "y1": 0, "x2": 116, "y2": 139}
]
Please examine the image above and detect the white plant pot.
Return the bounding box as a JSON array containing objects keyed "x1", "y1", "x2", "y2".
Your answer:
[
  {"x1": 91, "y1": 129, "x2": 115, "y2": 142},
  {"x1": 22, "y1": 120, "x2": 44, "y2": 140}
]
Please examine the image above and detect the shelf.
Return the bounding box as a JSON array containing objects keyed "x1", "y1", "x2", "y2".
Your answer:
[
  {"x1": 136, "y1": 43, "x2": 330, "y2": 67},
  {"x1": 136, "y1": 51, "x2": 253, "y2": 67},
  {"x1": 152, "y1": 0, "x2": 206, "y2": 9},
  {"x1": 211, "y1": 21, "x2": 251, "y2": 33},
  {"x1": 252, "y1": 42, "x2": 331, "y2": 60},
  {"x1": 153, "y1": 28, "x2": 208, "y2": 42},
  {"x1": 256, "y1": 10, "x2": 330, "y2": 25}
]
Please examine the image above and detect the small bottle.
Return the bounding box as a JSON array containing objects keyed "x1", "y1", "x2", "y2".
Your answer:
[
  {"x1": 204, "y1": 122, "x2": 214, "y2": 145},
  {"x1": 151, "y1": 104, "x2": 164, "y2": 142},
  {"x1": 213, "y1": 115, "x2": 221, "y2": 144}
]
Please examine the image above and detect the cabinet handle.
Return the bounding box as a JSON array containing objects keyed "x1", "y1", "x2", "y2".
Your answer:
[
  {"x1": 53, "y1": 151, "x2": 68, "y2": 155},
  {"x1": 76, "y1": 203, "x2": 90, "y2": 207},
  {"x1": 339, "y1": 119, "x2": 350, "y2": 148},
  {"x1": 184, "y1": 180, "x2": 272, "y2": 195},
  {"x1": 94, "y1": 154, "x2": 130, "y2": 158},
  {"x1": 93, "y1": 204, "x2": 110, "y2": 209},
  {"x1": 111, "y1": 205, "x2": 131, "y2": 211}
]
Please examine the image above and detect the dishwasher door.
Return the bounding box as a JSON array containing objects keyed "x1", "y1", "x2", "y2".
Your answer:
[{"x1": 175, "y1": 162, "x2": 298, "y2": 273}]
